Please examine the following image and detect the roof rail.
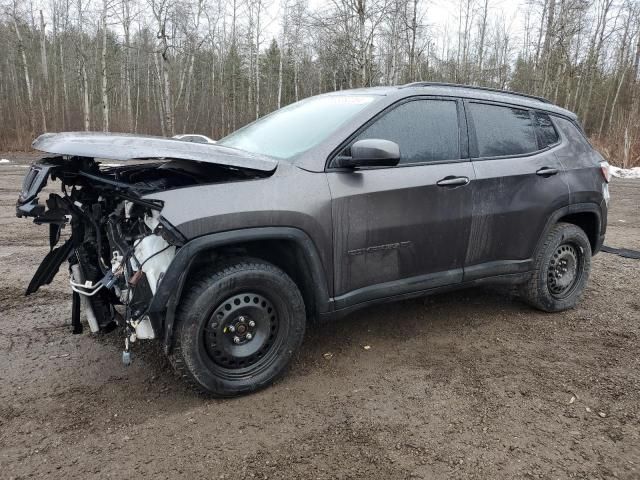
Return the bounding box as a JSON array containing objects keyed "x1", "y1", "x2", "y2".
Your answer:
[{"x1": 400, "y1": 82, "x2": 552, "y2": 104}]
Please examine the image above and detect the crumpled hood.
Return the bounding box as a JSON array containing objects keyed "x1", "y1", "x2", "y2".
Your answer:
[{"x1": 32, "y1": 132, "x2": 278, "y2": 172}]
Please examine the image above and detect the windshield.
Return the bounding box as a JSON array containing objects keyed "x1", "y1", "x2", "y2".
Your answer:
[{"x1": 217, "y1": 94, "x2": 379, "y2": 159}]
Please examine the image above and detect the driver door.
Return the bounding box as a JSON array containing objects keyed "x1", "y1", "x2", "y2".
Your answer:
[{"x1": 327, "y1": 98, "x2": 475, "y2": 309}]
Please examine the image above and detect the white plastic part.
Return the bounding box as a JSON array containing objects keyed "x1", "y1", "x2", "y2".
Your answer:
[
  {"x1": 111, "y1": 250, "x2": 124, "y2": 272},
  {"x1": 124, "y1": 200, "x2": 134, "y2": 219},
  {"x1": 144, "y1": 211, "x2": 160, "y2": 231},
  {"x1": 133, "y1": 232, "x2": 175, "y2": 294},
  {"x1": 69, "y1": 278, "x2": 105, "y2": 296},
  {"x1": 70, "y1": 264, "x2": 100, "y2": 333},
  {"x1": 130, "y1": 210, "x2": 175, "y2": 294},
  {"x1": 134, "y1": 316, "x2": 155, "y2": 340}
]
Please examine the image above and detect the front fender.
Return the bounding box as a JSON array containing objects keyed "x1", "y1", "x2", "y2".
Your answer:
[{"x1": 148, "y1": 227, "x2": 331, "y2": 353}]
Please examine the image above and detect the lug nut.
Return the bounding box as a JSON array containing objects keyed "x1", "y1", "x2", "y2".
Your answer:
[
  {"x1": 233, "y1": 336, "x2": 241, "y2": 344},
  {"x1": 228, "y1": 325, "x2": 236, "y2": 333},
  {"x1": 246, "y1": 333, "x2": 253, "y2": 340},
  {"x1": 248, "y1": 320, "x2": 256, "y2": 328},
  {"x1": 239, "y1": 316, "x2": 245, "y2": 322}
]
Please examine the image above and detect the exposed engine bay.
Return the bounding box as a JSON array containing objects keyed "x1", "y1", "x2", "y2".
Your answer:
[{"x1": 16, "y1": 153, "x2": 270, "y2": 362}]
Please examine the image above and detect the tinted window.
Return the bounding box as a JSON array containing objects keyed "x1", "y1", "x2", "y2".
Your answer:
[
  {"x1": 217, "y1": 94, "x2": 378, "y2": 159},
  {"x1": 469, "y1": 103, "x2": 537, "y2": 157},
  {"x1": 536, "y1": 112, "x2": 559, "y2": 147},
  {"x1": 355, "y1": 99, "x2": 460, "y2": 164}
]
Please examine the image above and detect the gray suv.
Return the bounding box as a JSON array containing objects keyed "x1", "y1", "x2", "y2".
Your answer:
[{"x1": 16, "y1": 83, "x2": 610, "y2": 396}]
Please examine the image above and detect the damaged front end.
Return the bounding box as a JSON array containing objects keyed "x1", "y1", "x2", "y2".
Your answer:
[
  {"x1": 17, "y1": 156, "x2": 187, "y2": 347},
  {"x1": 17, "y1": 133, "x2": 277, "y2": 362}
]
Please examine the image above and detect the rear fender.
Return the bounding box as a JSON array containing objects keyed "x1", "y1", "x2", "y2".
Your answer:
[{"x1": 534, "y1": 203, "x2": 604, "y2": 258}]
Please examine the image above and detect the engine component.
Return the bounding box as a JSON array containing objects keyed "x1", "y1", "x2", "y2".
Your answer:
[{"x1": 70, "y1": 264, "x2": 100, "y2": 333}]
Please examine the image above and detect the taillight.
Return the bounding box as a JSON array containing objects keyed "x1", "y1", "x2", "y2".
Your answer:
[{"x1": 600, "y1": 161, "x2": 611, "y2": 183}]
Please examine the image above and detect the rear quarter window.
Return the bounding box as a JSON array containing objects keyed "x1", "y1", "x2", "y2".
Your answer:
[
  {"x1": 535, "y1": 112, "x2": 559, "y2": 148},
  {"x1": 468, "y1": 102, "x2": 538, "y2": 157}
]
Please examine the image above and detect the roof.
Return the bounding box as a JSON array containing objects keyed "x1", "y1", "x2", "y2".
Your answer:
[
  {"x1": 401, "y1": 82, "x2": 551, "y2": 103},
  {"x1": 330, "y1": 82, "x2": 577, "y2": 119}
]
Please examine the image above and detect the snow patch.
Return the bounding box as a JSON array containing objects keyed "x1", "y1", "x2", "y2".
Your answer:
[
  {"x1": 610, "y1": 166, "x2": 640, "y2": 179},
  {"x1": 0, "y1": 159, "x2": 10, "y2": 164}
]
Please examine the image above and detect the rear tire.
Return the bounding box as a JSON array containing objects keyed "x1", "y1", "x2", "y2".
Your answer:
[
  {"x1": 170, "y1": 258, "x2": 306, "y2": 396},
  {"x1": 521, "y1": 222, "x2": 591, "y2": 312}
]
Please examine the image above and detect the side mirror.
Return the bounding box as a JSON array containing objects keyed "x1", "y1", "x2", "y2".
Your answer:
[{"x1": 333, "y1": 139, "x2": 400, "y2": 169}]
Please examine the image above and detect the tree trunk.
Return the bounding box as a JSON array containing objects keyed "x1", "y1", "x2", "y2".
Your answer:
[
  {"x1": 582, "y1": 0, "x2": 613, "y2": 129},
  {"x1": 101, "y1": 0, "x2": 109, "y2": 132},
  {"x1": 161, "y1": 53, "x2": 174, "y2": 136},
  {"x1": 477, "y1": 0, "x2": 489, "y2": 82},
  {"x1": 255, "y1": 0, "x2": 262, "y2": 119},
  {"x1": 540, "y1": 0, "x2": 555, "y2": 96},
  {"x1": 13, "y1": 14, "x2": 36, "y2": 133},
  {"x1": 39, "y1": 10, "x2": 48, "y2": 84},
  {"x1": 357, "y1": 0, "x2": 366, "y2": 86},
  {"x1": 123, "y1": 0, "x2": 134, "y2": 131},
  {"x1": 153, "y1": 52, "x2": 167, "y2": 136},
  {"x1": 408, "y1": 0, "x2": 418, "y2": 82},
  {"x1": 277, "y1": 1, "x2": 287, "y2": 108},
  {"x1": 534, "y1": 0, "x2": 548, "y2": 70},
  {"x1": 81, "y1": 60, "x2": 90, "y2": 131}
]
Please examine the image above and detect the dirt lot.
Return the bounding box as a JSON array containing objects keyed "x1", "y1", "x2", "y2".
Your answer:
[{"x1": 0, "y1": 153, "x2": 639, "y2": 480}]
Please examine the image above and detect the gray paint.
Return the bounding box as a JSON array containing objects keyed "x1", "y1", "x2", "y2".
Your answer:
[
  {"x1": 20, "y1": 83, "x2": 607, "y2": 326},
  {"x1": 145, "y1": 84, "x2": 606, "y2": 314},
  {"x1": 145, "y1": 161, "x2": 335, "y2": 294},
  {"x1": 327, "y1": 161, "x2": 474, "y2": 296}
]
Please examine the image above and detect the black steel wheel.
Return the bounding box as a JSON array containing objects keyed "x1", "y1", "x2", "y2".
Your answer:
[
  {"x1": 170, "y1": 258, "x2": 306, "y2": 396},
  {"x1": 522, "y1": 222, "x2": 591, "y2": 312},
  {"x1": 204, "y1": 293, "x2": 280, "y2": 372},
  {"x1": 547, "y1": 243, "x2": 584, "y2": 299}
]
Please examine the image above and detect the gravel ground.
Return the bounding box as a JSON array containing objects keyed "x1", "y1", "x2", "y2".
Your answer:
[{"x1": 0, "y1": 153, "x2": 639, "y2": 480}]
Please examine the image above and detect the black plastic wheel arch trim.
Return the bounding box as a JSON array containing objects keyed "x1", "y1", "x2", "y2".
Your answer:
[
  {"x1": 534, "y1": 203, "x2": 604, "y2": 257},
  {"x1": 148, "y1": 227, "x2": 331, "y2": 353}
]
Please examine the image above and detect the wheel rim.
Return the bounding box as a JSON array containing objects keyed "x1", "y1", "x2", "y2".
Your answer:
[
  {"x1": 547, "y1": 243, "x2": 582, "y2": 298},
  {"x1": 203, "y1": 293, "x2": 279, "y2": 370}
]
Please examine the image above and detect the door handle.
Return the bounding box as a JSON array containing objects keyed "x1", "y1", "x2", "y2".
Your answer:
[
  {"x1": 437, "y1": 176, "x2": 470, "y2": 187},
  {"x1": 536, "y1": 167, "x2": 559, "y2": 177}
]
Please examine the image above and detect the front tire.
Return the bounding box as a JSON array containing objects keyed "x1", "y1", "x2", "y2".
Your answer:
[
  {"x1": 522, "y1": 222, "x2": 591, "y2": 312},
  {"x1": 170, "y1": 258, "x2": 306, "y2": 396}
]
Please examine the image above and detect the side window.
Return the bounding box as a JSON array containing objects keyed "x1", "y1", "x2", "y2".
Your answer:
[
  {"x1": 354, "y1": 99, "x2": 460, "y2": 165},
  {"x1": 535, "y1": 112, "x2": 559, "y2": 148},
  {"x1": 468, "y1": 103, "x2": 537, "y2": 157}
]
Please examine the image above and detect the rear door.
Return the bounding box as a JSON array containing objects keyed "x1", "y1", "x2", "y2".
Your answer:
[
  {"x1": 464, "y1": 101, "x2": 570, "y2": 280},
  {"x1": 327, "y1": 97, "x2": 475, "y2": 308}
]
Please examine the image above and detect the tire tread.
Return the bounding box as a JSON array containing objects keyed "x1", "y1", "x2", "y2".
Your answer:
[
  {"x1": 521, "y1": 222, "x2": 591, "y2": 312},
  {"x1": 168, "y1": 258, "x2": 305, "y2": 397}
]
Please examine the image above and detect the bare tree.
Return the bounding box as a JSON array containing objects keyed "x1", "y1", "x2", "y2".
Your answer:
[{"x1": 0, "y1": 0, "x2": 638, "y2": 167}]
